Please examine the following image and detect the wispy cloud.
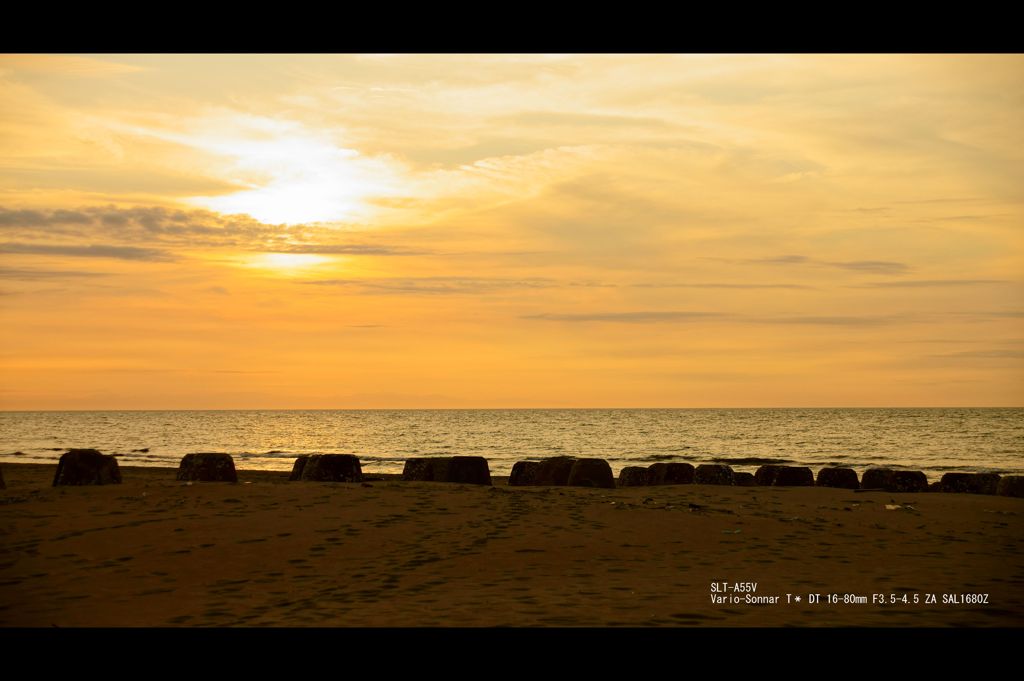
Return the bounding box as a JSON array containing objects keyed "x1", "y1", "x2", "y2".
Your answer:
[
  {"x1": 758, "y1": 315, "x2": 903, "y2": 327},
  {"x1": 755, "y1": 255, "x2": 809, "y2": 265},
  {"x1": 0, "y1": 242, "x2": 174, "y2": 262},
  {"x1": 931, "y1": 349, "x2": 1024, "y2": 359},
  {"x1": 524, "y1": 311, "x2": 902, "y2": 326},
  {"x1": 829, "y1": 260, "x2": 910, "y2": 275},
  {"x1": 632, "y1": 282, "x2": 813, "y2": 290},
  {"x1": 306, "y1": 277, "x2": 558, "y2": 295},
  {"x1": 268, "y1": 243, "x2": 428, "y2": 256},
  {"x1": 500, "y1": 110, "x2": 676, "y2": 130},
  {"x1": 524, "y1": 311, "x2": 725, "y2": 323},
  {"x1": 0, "y1": 267, "x2": 110, "y2": 280},
  {"x1": 0, "y1": 206, "x2": 422, "y2": 258},
  {"x1": 1, "y1": 55, "x2": 146, "y2": 76},
  {"x1": 852, "y1": 279, "x2": 1007, "y2": 289},
  {"x1": 742, "y1": 254, "x2": 912, "y2": 275}
]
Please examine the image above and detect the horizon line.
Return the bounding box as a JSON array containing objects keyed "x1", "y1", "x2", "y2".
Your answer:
[{"x1": 1, "y1": 405, "x2": 1022, "y2": 413}]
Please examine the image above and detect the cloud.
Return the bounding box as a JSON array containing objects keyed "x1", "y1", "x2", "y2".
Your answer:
[
  {"x1": 755, "y1": 255, "x2": 810, "y2": 265},
  {"x1": 500, "y1": 110, "x2": 676, "y2": 130},
  {"x1": 306, "y1": 277, "x2": 558, "y2": 295},
  {"x1": 0, "y1": 242, "x2": 174, "y2": 262},
  {"x1": 524, "y1": 311, "x2": 725, "y2": 323},
  {"x1": 523, "y1": 311, "x2": 901, "y2": 326},
  {"x1": 0, "y1": 206, "x2": 426, "y2": 259},
  {"x1": 1, "y1": 55, "x2": 146, "y2": 77},
  {"x1": 0, "y1": 267, "x2": 110, "y2": 280},
  {"x1": 759, "y1": 315, "x2": 902, "y2": 326},
  {"x1": 951, "y1": 310, "x2": 1024, "y2": 321},
  {"x1": 269, "y1": 243, "x2": 428, "y2": 256},
  {"x1": 931, "y1": 350, "x2": 1024, "y2": 359},
  {"x1": 631, "y1": 282, "x2": 813, "y2": 290},
  {"x1": 852, "y1": 279, "x2": 1007, "y2": 289},
  {"x1": 829, "y1": 260, "x2": 911, "y2": 275},
  {"x1": 744, "y1": 254, "x2": 912, "y2": 276}
]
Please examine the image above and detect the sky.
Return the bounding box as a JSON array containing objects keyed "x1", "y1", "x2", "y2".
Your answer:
[{"x1": 0, "y1": 53, "x2": 1021, "y2": 409}]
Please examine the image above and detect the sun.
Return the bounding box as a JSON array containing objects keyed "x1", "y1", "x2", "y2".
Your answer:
[
  {"x1": 241, "y1": 253, "x2": 333, "y2": 273},
  {"x1": 184, "y1": 116, "x2": 403, "y2": 225}
]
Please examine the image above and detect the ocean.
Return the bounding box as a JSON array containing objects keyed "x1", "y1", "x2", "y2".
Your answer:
[{"x1": 1, "y1": 408, "x2": 1021, "y2": 479}]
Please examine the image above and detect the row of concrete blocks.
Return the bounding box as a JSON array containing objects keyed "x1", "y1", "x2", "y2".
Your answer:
[
  {"x1": 616, "y1": 462, "x2": 1023, "y2": 496},
  {"x1": 17, "y1": 449, "x2": 1024, "y2": 499},
  {"x1": 512, "y1": 459, "x2": 1024, "y2": 496}
]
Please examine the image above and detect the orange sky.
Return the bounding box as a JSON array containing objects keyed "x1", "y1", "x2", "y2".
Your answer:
[{"x1": 1, "y1": 54, "x2": 1022, "y2": 409}]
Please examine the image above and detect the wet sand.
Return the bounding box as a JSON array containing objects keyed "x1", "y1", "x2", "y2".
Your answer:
[{"x1": 1, "y1": 463, "x2": 1022, "y2": 627}]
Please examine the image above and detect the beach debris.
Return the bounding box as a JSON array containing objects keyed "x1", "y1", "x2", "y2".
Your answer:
[
  {"x1": 938, "y1": 473, "x2": 1001, "y2": 495},
  {"x1": 694, "y1": 464, "x2": 735, "y2": 486},
  {"x1": 997, "y1": 475, "x2": 1024, "y2": 498},
  {"x1": 401, "y1": 456, "x2": 492, "y2": 486},
  {"x1": 131, "y1": 448, "x2": 149, "y2": 453},
  {"x1": 816, "y1": 467, "x2": 860, "y2": 489},
  {"x1": 861, "y1": 468, "x2": 929, "y2": 493},
  {"x1": 734, "y1": 472, "x2": 756, "y2": 487},
  {"x1": 176, "y1": 452, "x2": 237, "y2": 483},
  {"x1": 618, "y1": 466, "x2": 650, "y2": 487},
  {"x1": 647, "y1": 462, "x2": 695, "y2": 485},
  {"x1": 509, "y1": 461, "x2": 540, "y2": 486},
  {"x1": 567, "y1": 458, "x2": 615, "y2": 489},
  {"x1": 294, "y1": 454, "x2": 363, "y2": 483},
  {"x1": 52, "y1": 449, "x2": 122, "y2": 487},
  {"x1": 755, "y1": 465, "x2": 814, "y2": 487},
  {"x1": 722, "y1": 529, "x2": 742, "y2": 534},
  {"x1": 687, "y1": 502, "x2": 706, "y2": 512},
  {"x1": 885, "y1": 503, "x2": 918, "y2": 512}
]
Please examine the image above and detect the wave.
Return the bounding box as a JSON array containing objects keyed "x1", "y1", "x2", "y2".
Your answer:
[{"x1": 710, "y1": 456, "x2": 792, "y2": 465}]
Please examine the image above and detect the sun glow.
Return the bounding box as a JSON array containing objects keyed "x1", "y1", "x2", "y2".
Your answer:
[
  {"x1": 179, "y1": 116, "x2": 405, "y2": 225},
  {"x1": 247, "y1": 253, "x2": 332, "y2": 271}
]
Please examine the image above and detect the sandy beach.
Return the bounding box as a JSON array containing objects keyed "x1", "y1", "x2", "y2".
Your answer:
[{"x1": 1, "y1": 462, "x2": 1022, "y2": 627}]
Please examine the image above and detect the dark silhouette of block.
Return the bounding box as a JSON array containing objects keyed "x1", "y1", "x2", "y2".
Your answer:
[
  {"x1": 176, "y1": 453, "x2": 237, "y2": 482},
  {"x1": 53, "y1": 449, "x2": 122, "y2": 486},
  {"x1": 734, "y1": 472, "x2": 756, "y2": 486},
  {"x1": 816, "y1": 467, "x2": 860, "y2": 489},
  {"x1": 534, "y1": 456, "x2": 577, "y2": 486},
  {"x1": 996, "y1": 475, "x2": 1024, "y2": 498},
  {"x1": 567, "y1": 458, "x2": 614, "y2": 488},
  {"x1": 509, "y1": 461, "x2": 540, "y2": 486},
  {"x1": 618, "y1": 466, "x2": 649, "y2": 487},
  {"x1": 939, "y1": 473, "x2": 1001, "y2": 495},
  {"x1": 298, "y1": 454, "x2": 362, "y2": 482},
  {"x1": 647, "y1": 462, "x2": 694, "y2": 485},
  {"x1": 401, "y1": 456, "x2": 491, "y2": 485},
  {"x1": 695, "y1": 464, "x2": 735, "y2": 485},
  {"x1": 290, "y1": 455, "x2": 310, "y2": 481}
]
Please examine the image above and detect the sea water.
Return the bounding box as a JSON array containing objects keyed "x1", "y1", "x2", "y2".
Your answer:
[{"x1": 1, "y1": 408, "x2": 1020, "y2": 479}]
